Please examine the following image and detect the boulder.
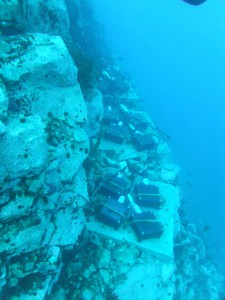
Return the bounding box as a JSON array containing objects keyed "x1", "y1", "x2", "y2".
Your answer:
[
  {"x1": 0, "y1": 115, "x2": 48, "y2": 179},
  {"x1": 85, "y1": 89, "x2": 104, "y2": 137},
  {"x1": 0, "y1": 33, "x2": 87, "y2": 124},
  {"x1": 94, "y1": 248, "x2": 111, "y2": 269},
  {"x1": 0, "y1": 208, "x2": 49, "y2": 256},
  {"x1": 25, "y1": 0, "x2": 70, "y2": 37},
  {"x1": 0, "y1": 0, "x2": 25, "y2": 34},
  {"x1": 49, "y1": 207, "x2": 85, "y2": 247}
]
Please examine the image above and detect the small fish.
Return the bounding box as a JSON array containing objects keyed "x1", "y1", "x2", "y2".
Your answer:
[
  {"x1": 203, "y1": 225, "x2": 210, "y2": 232},
  {"x1": 182, "y1": 0, "x2": 207, "y2": 5}
]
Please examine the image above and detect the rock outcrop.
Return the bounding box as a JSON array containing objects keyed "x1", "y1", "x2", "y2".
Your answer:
[
  {"x1": 0, "y1": 0, "x2": 224, "y2": 299},
  {"x1": 0, "y1": 25, "x2": 89, "y2": 300}
]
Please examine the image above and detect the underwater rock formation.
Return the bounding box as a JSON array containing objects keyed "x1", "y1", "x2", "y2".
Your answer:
[
  {"x1": 0, "y1": 6, "x2": 89, "y2": 297},
  {"x1": 0, "y1": 0, "x2": 25, "y2": 34},
  {"x1": 0, "y1": 115, "x2": 48, "y2": 179},
  {"x1": 0, "y1": 0, "x2": 224, "y2": 299}
]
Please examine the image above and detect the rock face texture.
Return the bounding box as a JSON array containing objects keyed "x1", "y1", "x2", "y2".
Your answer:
[
  {"x1": 0, "y1": 1, "x2": 224, "y2": 300},
  {"x1": 0, "y1": 0, "x2": 25, "y2": 34},
  {"x1": 0, "y1": 6, "x2": 91, "y2": 297},
  {"x1": 25, "y1": 0, "x2": 70, "y2": 36},
  {"x1": 0, "y1": 115, "x2": 48, "y2": 179}
]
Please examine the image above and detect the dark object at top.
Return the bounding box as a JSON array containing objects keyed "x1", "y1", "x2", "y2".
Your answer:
[{"x1": 182, "y1": 0, "x2": 207, "y2": 5}]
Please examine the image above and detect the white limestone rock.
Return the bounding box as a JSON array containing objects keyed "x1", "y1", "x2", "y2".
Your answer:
[
  {"x1": 6, "y1": 246, "x2": 62, "y2": 300},
  {"x1": 0, "y1": 33, "x2": 87, "y2": 123},
  {"x1": 83, "y1": 268, "x2": 92, "y2": 279},
  {"x1": 0, "y1": 33, "x2": 90, "y2": 294},
  {"x1": 0, "y1": 0, "x2": 70, "y2": 36},
  {"x1": 41, "y1": 222, "x2": 55, "y2": 247},
  {"x1": 0, "y1": 195, "x2": 34, "y2": 223},
  {"x1": 49, "y1": 207, "x2": 85, "y2": 247},
  {"x1": 56, "y1": 129, "x2": 89, "y2": 182},
  {"x1": 82, "y1": 288, "x2": 94, "y2": 300},
  {"x1": 112, "y1": 244, "x2": 138, "y2": 267},
  {"x1": 115, "y1": 261, "x2": 175, "y2": 300},
  {"x1": 157, "y1": 142, "x2": 180, "y2": 183},
  {"x1": 160, "y1": 165, "x2": 180, "y2": 183},
  {"x1": 0, "y1": 121, "x2": 6, "y2": 135},
  {"x1": 94, "y1": 248, "x2": 111, "y2": 269},
  {"x1": 0, "y1": 0, "x2": 25, "y2": 33},
  {"x1": 0, "y1": 259, "x2": 6, "y2": 288},
  {"x1": 0, "y1": 211, "x2": 50, "y2": 256},
  {"x1": 100, "y1": 269, "x2": 110, "y2": 285},
  {"x1": 25, "y1": 0, "x2": 70, "y2": 37},
  {"x1": 0, "y1": 150, "x2": 6, "y2": 189},
  {"x1": 157, "y1": 142, "x2": 172, "y2": 159},
  {"x1": 0, "y1": 115, "x2": 48, "y2": 179},
  {"x1": 85, "y1": 89, "x2": 104, "y2": 137},
  {"x1": 0, "y1": 80, "x2": 8, "y2": 118},
  {"x1": 59, "y1": 167, "x2": 88, "y2": 208}
]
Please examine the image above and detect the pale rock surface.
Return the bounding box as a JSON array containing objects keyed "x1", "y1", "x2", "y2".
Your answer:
[
  {"x1": 0, "y1": 0, "x2": 70, "y2": 37},
  {"x1": 85, "y1": 89, "x2": 104, "y2": 137},
  {"x1": 0, "y1": 0, "x2": 25, "y2": 33},
  {"x1": 115, "y1": 260, "x2": 175, "y2": 300},
  {"x1": 49, "y1": 207, "x2": 85, "y2": 247},
  {"x1": 94, "y1": 247, "x2": 111, "y2": 269},
  {"x1": 0, "y1": 120, "x2": 6, "y2": 135},
  {"x1": 25, "y1": 0, "x2": 70, "y2": 37},
  {"x1": 0, "y1": 31, "x2": 88, "y2": 299},
  {"x1": 0, "y1": 33, "x2": 86, "y2": 123},
  {"x1": 0, "y1": 79, "x2": 8, "y2": 118},
  {"x1": 0, "y1": 115, "x2": 48, "y2": 179}
]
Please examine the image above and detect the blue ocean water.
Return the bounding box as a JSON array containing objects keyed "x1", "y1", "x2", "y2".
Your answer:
[{"x1": 94, "y1": 0, "x2": 225, "y2": 272}]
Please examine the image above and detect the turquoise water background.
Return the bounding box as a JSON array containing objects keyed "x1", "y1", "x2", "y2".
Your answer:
[{"x1": 94, "y1": 0, "x2": 225, "y2": 272}]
